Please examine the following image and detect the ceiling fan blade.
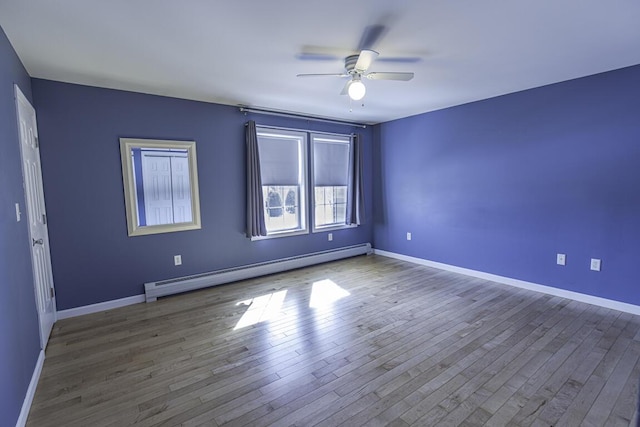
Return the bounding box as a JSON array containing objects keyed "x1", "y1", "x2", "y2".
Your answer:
[
  {"x1": 355, "y1": 50, "x2": 379, "y2": 73},
  {"x1": 297, "y1": 73, "x2": 349, "y2": 78},
  {"x1": 376, "y1": 57, "x2": 422, "y2": 64},
  {"x1": 296, "y1": 53, "x2": 342, "y2": 61},
  {"x1": 340, "y1": 80, "x2": 351, "y2": 95},
  {"x1": 297, "y1": 45, "x2": 355, "y2": 61},
  {"x1": 357, "y1": 24, "x2": 388, "y2": 51},
  {"x1": 366, "y1": 72, "x2": 414, "y2": 81}
]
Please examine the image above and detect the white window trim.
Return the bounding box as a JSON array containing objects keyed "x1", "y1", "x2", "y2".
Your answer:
[
  {"x1": 310, "y1": 133, "x2": 354, "y2": 233},
  {"x1": 250, "y1": 228, "x2": 310, "y2": 241},
  {"x1": 256, "y1": 127, "x2": 309, "y2": 239},
  {"x1": 312, "y1": 223, "x2": 357, "y2": 234},
  {"x1": 251, "y1": 126, "x2": 359, "y2": 240}
]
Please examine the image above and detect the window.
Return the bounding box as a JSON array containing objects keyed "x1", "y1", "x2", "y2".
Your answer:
[
  {"x1": 256, "y1": 128, "x2": 308, "y2": 236},
  {"x1": 312, "y1": 134, "x2": 352, "y2": 230},
  {"x1": 252, "y1": 126, "x2": 356, "y2": 239}
]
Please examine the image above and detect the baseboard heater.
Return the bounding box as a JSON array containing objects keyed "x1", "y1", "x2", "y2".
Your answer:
[{"x1": 144, "y1": 243, "x2": 372, "y2": 302}]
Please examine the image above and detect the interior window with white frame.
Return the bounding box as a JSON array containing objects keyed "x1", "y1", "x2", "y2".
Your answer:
[
  {"x1": 256, "y1": 127, "x2": 308, "y2": 236},
  {"x1": 311, "y1": 133, "x2": 352, "y2": 230}
]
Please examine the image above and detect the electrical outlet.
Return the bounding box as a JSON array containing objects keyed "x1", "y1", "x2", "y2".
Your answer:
[
  {"x1": 590, "y1": 258, "x2": 601, "y2": 272},
  {"x1": 174, "y1": 255, "x2": 182, "y2": 266},
  {"x1": 328, "y1": 233, "x2": 333, "y2": 241},
  {"x1": 556, "y1": 253, "x2": 566, "y2": 266},
  {"x1": 407, "y1": 232, "x2": 412, "y2": 241}
]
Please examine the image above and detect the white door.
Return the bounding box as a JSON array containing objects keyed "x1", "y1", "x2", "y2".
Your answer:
[
  {"x1": 141, "y1": 151, "x2": 193, "y2": 225},
  {"x1": 170, "y1": 155, "x2": 192, "y2": 223},
  {"x1": 142, "y1": 154, "x2": 174, "y2": 225},
  {"x1": 15, "y1": 85, "x2": 56, "y2": 349}
]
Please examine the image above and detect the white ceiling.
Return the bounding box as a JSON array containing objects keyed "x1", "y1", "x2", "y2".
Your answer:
[{"x1": 2, "y1": 1, "x2": 640, "y2": 124}]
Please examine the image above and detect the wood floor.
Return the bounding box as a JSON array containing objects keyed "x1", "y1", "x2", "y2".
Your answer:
[{"x1": 27, "y1": 255, "x2": 640, "y2": 426}]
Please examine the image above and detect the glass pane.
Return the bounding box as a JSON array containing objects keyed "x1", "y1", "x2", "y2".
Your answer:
[
  {"x1": 285, "y1": 189, "x2": 297, "y2": 214},
  {"x1": 325, "y1": 187, "x2": 334, "y2": 204},
  {"x1": 314, "y1": 186, "x2": 347, "y2": 228},
  {"x1": 263, "y1": 185, "x2": 300, "y2": 233},
  {"x1": 315, "y1": 186, "x2": 324, "y2": 205},
  {"x1": 336, "y1": 203, "x2": 346, "y2": 223},
  {"x1": 324, "y1": 204, "x2": 332, "y2": 224},
  {"x1": 315, "y1": 205, "x2": 326, "y2": 226}
]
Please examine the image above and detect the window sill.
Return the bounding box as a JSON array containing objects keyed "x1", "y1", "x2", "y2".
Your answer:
[
  {"x1": 250, "y1": 228, "x2": 310, "y2": 241},
  {"x1": 312, "y1": 223, "x2": 357, "y2": 233}
]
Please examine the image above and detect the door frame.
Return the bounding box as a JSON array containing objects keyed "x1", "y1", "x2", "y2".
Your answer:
[{"x1": 15, "y1": 84, "x2": 57, "y2": 349}]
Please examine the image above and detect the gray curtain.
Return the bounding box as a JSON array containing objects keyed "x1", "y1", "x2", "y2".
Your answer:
[
  {"x1": 346, "y1": 134, "x2": 365, "y2": 225},
  {"x1": 246, "y1": 121, "x2": 267, "y2": 237}
]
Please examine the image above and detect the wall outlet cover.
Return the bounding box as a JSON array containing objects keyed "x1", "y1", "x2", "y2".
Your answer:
[
  {"x1": 590, "y1": 258, "x2": 601, "y2": 271},
  {"x1": 407, "y1": 232, "x2": 412, "y2": 241},
  {"x1": 556, "y1": 253, "x2": 566, "y2": 266},
  {"x1": 174, "y1": 255, "x2": 182, "y2": 266}
]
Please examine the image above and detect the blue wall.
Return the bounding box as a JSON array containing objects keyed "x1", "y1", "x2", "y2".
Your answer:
[
  {"x1": 0, "y1": 26, "x2": 41, "y2": 427},
  {"x1": 374, "y1": 65, "x2": 640, "y2": 306},
  {"x1": 31, "y1": 79, "x2": 374, "y2": 310}
]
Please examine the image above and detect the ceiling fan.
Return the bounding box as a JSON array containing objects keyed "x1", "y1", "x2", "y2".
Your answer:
[{"x1": 296, "y1": 24, "x2": 417, "y2": 101}]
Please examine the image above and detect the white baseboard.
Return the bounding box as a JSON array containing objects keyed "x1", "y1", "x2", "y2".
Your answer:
[
  {"x1": 56, "y1": 294, "x2": 145, "y2": 320},
  {"x1": 16, "y1": 349, "x2": 44, "y2": 427},
  {"x1": 144, "y1": 243, "x2": 372, "y2": 302},
  {"x1": 374, "y1": 249, "x2": 640, "y2": 316}
]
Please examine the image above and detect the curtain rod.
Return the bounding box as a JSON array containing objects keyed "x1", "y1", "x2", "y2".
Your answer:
[
  {"x1": 239, "y1": 107, "x2": 367, "y2": 128},
  {"x1": 249, "y1": 123, "x2": 355, "y2": 138}
]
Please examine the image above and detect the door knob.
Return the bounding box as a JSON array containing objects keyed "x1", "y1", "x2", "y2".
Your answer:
[{"x1": 32, "y1": 238, "x2": 43, "y2": 246}]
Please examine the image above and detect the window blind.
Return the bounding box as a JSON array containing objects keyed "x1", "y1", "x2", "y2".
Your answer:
[
  {"x1": 313, "y1": 136, "x2": 350, "y2": 186},
  {"x1": 258, "y1": 136, "x2": 301, "y2": 185}
]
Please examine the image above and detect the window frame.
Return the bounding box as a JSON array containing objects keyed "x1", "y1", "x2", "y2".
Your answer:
[
  {"x1": 310, "y1": 133, "x2": 355, "y2": 233},
  {"x1": 252, "y1": 127, "x2": 309, "y2": 240},
  {"x1": 251, "y1": 126, "x2": 358, "y2": 240}
]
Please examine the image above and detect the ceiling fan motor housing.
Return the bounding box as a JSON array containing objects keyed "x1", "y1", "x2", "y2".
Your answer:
[{"x1": 344, "y1": 55, "x2": 360, "y2": 74}]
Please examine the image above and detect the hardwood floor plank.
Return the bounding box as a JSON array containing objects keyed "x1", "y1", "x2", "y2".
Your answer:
[
  {"x1": 342, "y1": 295, "x2": 558, "y2": 425},
  {"x1": 25, "y1": 255, "x2": 640, "y2": 426},
  {"x1": 497, "y1": 304, "x2": 617, "y2": 426},
  {"x1": 582, "y1": 340, "x2": 640, "y2": 426},
  {"x1": 607, "y1": 346, "x2": 640, "y2": 426}
]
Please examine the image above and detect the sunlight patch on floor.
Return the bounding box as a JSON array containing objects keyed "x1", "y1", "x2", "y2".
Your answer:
[
  {"x1": 309, "y1": 279, "x2": 350, "y2": 308},
  {"x1": 234, "y1": 290, "x2": 288, "y2": 329}
]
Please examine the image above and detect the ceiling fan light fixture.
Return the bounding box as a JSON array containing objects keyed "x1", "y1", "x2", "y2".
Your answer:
[{"x1": 348, "y1": 79, "x2": 366, "y2": 101}]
